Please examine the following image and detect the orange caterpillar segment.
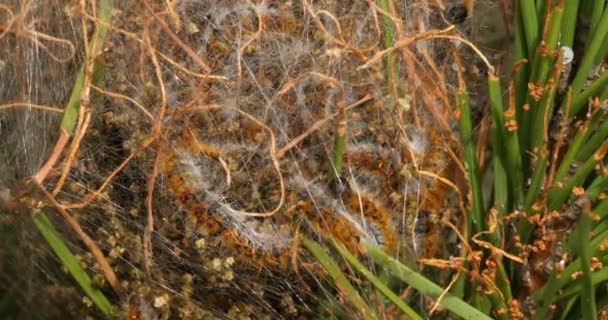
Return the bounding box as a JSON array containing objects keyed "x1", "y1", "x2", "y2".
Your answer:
[
  {"x1": 191, "y1": 203, "x2": 223, "y2": 235},
  {"x1": 344, "y1": 146, "x2": 400, "y2": 194},
  {"x1": 294, "y1": 187, "x2": 399, "y2": 256},
  {"x1": 164, "y1": 151, "x2": 196, "y2": 205},
  {"x1": 344, "y1": 193, "x2": 398, "y2": 253},
  {"x1": 217, "y1": 228, "x2": 291, "y2": 270},
  {"x1": 346, "y1": 148, "x2": 393, "y2": 175},
  {"x1": 325, "y1": 210, "x2": 364, "y2": 254},
  {"x1": 165, "y1": 150, "x2": 227, "y2": 236},
  {"x1": 286, "y1": 166, "x2": 404, "y2": 255},
  {"x1": 412, "y1": 127, "x2": 458, "y2": 260}
]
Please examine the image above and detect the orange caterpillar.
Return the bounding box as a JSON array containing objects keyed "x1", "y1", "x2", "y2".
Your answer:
[
  {"x1": 288, "y1": 174, "x2": 401, "y2": 256},
  {"x1": 294, "y1": 199, "x2": 364, "y2": 254},
  {"x1": 344, "y1": 145, "x2": 401, "y2": 194},
  {"x1": 412, "y1": 127, "x2": 459, "y2": 260},
  {"x1": 163, "y1": 146, "x2": 294, "y2": 270},
  {"x1": 344, "y1": 192, "x2": 398, "y2": 253}
]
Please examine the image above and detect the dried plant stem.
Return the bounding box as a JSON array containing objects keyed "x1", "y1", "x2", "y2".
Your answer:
[
  {"x1": 141, "y1": 21, "x2": 168, "y2": 270},
  {"x1": 359, "y1": 26, "x2": 455, "y2": 69},
  {"x1": 0, "y1": 102, "x2": 64, "y2": 113},
  {"x1": 144, "y1": 142, "x2": 162, "y2": 272},
  {"x1": 163, "y1": 0, "x2": 180, "y2": 31},
  {"x1": 51, "y1": 108, "x2": 92, "y2": 196},
  {"x1": 33, "y1": 133, "x2": 69, "y2": 184},
  {"x1": 90, "y1": 84, "x2": 154, "y2": 120}
]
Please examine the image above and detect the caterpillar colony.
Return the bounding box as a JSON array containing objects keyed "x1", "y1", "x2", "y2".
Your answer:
[{"x1": 160, "y1": 99, "x2": 455, "y2": 271}]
